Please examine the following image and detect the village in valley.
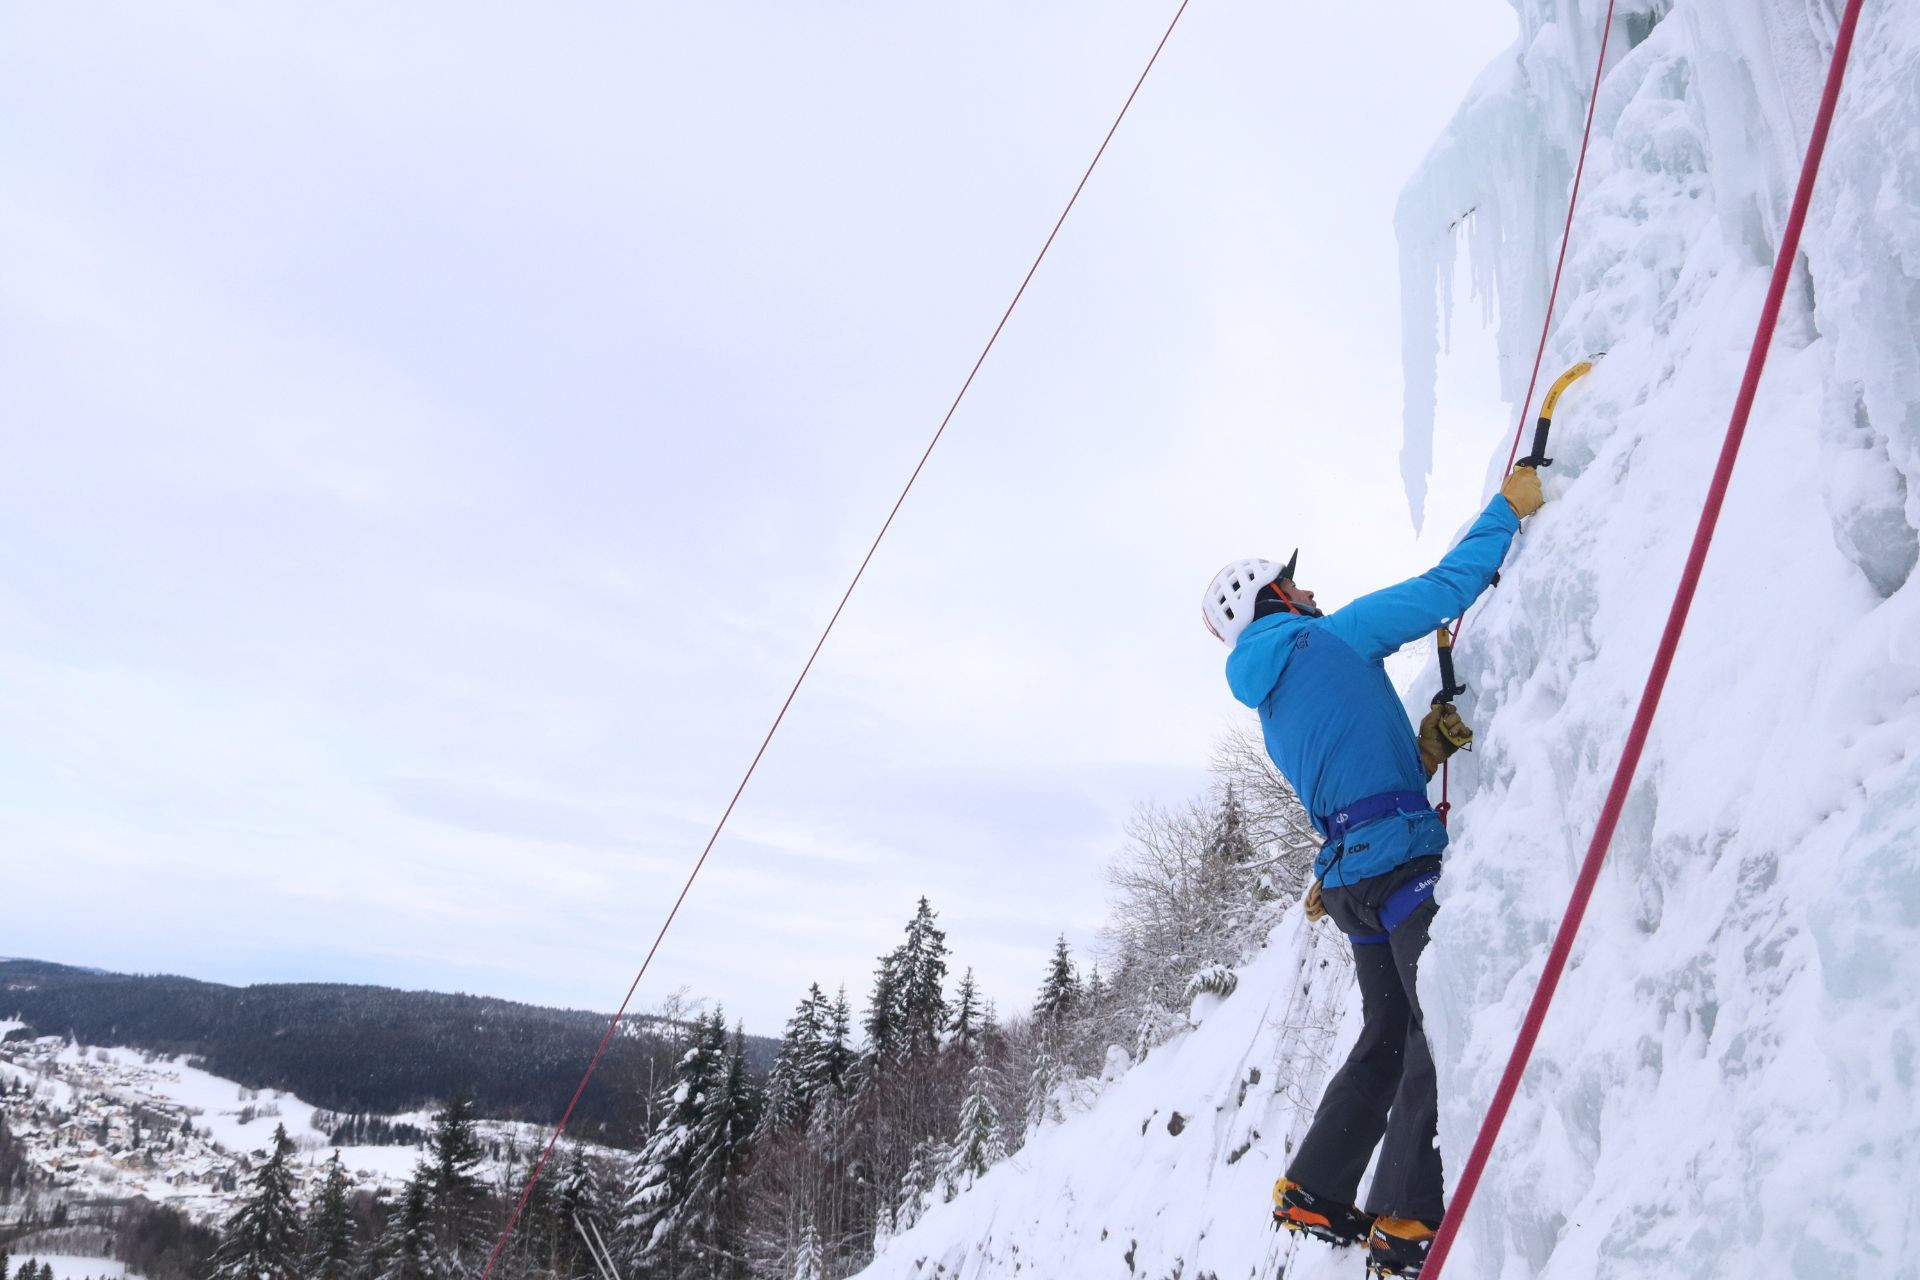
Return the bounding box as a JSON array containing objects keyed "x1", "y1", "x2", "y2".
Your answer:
[{"x1": 0, "y1": 1023, "x2": 424, "y2": 1227}]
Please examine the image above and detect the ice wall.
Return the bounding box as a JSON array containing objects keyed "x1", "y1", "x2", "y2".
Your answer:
[
  {"x1": 852, "y1": 2, "x2": 1919, "y2": 1277},
  {"x1": 1401, "y1": 0, "x2": 1920, "y2": 1274}
]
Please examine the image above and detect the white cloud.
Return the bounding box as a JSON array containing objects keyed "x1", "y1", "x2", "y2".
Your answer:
[{"x1": 0, "y1": 0, "x2": 1516, "y2": 1036}]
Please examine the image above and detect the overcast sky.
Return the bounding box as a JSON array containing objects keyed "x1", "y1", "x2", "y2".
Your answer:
[{"x1": 0, "y1": 1, "x2": 1517, "y2": 1038}]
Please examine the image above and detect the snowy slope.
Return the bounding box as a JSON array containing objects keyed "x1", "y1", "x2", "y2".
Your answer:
[
  {"x1": 861, "y1": 909, "x2": 1365, "y2": 1280},
  {"x1": 857, "y1": 1, "x2": 1920, "y2": 1277}
]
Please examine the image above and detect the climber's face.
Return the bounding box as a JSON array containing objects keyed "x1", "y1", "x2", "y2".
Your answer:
[{"x1": 1276, "y1": 580, "x2": 1316, "y2": 611}]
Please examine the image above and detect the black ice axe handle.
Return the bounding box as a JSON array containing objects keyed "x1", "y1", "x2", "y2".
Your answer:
[{"x1": 1433, "y1": 626, "x2": 1468, "y2": 707}]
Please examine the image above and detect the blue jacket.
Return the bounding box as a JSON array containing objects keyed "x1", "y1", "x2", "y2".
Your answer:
[{"x1": 1224, "y1": 495, "x2": 1520, "y2": 888}]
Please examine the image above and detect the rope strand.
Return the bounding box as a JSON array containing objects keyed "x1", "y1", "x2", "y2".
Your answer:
[
  {"x1": 1424, "y1": 1, "x2": 1867, "y2": 1270},
  {"x1": 473, "y1": 6, "x2": 1197, "y2": 1274}
]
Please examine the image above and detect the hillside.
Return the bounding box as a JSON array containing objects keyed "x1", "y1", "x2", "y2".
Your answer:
[
  {"x1": 855, "y1": 1, "x2": 1920, "y2": 1276},
  {"x1": 0, "y1": 959, "x2": 774, "y2": 1148}
]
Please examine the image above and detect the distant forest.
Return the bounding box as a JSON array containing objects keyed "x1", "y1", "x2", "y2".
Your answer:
[{"x1": 0, "y1": 960, "x2": 774, "y2": 1148}]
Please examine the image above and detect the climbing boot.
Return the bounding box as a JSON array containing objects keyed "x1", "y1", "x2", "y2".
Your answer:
[
  {"x1": 1270, "y1": 1177, "x2": 1372, "y2": 1247},
  {"x1": 1365, "y1": 1216, "x2": 1438, "y2": 1277}
]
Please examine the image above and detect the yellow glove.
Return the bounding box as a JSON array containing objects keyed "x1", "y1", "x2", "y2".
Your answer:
[
  {"x1": 1418, "y1": 702, "x2": 1474, "y2": 778},
  {"x1": 1304, "y1": 881, "x2": 1327, "y2": 923},
  {"x1": 1501, "y1": 465, "x2": 1545, "y2": 519}
]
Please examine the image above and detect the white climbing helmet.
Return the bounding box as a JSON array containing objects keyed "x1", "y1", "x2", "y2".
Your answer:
[{"x1": 1201, "y1": 554, "x2": 1293, "y2": 645}]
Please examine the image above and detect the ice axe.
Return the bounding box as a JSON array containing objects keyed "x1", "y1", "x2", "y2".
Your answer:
[
  {"x1": 1433, "y1": 624, "x2": 1467, "y2": 707},
  {"x1": 1515, "y1": 357, "x2": 1599, "y2": 468}
]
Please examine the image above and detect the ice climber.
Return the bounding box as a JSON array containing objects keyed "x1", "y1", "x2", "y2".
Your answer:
[{"x1": 1199, "y1": 465, "x2": 1545, "y2": 1279}]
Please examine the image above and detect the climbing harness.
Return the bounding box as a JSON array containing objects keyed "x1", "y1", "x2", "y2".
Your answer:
[
  {"x1": 1422, "y1": 0, "x2": 1870, "y2": 1273},
  {"x1": 473, "y1": 4, "x2": 1199, "y2": 1276},
  {"x1": 1322, "y1": 789, "x2": 1431, "y2": 842}
]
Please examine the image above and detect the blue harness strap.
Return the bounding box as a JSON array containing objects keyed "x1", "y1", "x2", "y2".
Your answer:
[
  {"x1": 1347, "y1": 866, "x2": 1442, "y2": 946},
  {"x1": 1322, "y1": 788, "x2": 1431, "y2": 840}
]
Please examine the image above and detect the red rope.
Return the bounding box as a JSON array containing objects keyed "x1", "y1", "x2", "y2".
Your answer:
[
  {"x1": 474, "y1": 5, "x2": 1196, "y2": 1275},
  {"x1": 1423, "y1": 1, "x2": 1867, "y2": 1272},
  {"x1": 1447, "y1": 3, "x2": 1616, "y2": 666},
  {"x1": 1502, "y1": 0, "x2": 1618, "y2": 477}
]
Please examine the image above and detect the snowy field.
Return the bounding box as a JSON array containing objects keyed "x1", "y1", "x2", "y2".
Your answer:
[{"x1": 11, "y1": 1260, "x2": 140, "y2": 1280}]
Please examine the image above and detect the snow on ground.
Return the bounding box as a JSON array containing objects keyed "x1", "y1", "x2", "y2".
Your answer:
[
  {"x1": 862, "y1": 905, "x2": 1364, "y2": 1280},
  {"x1": 5, "y1": 1030, "x2": 613, "y2": 1222},
  {"x1": 858, "y1": 1, "x2": 1920, "y2": 1277},
  {"x1": 20, "y1": 1259, "x2": 140, "y2": 1280},
  {"x1": 26, "y1": 1258, "x2": 138, "y2": 1280},
  {"x1": 48, "y1": 1041, "x2": 335, "y2": 1158}
]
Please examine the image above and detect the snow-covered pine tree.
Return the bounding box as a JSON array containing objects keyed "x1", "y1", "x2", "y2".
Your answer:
[
  {"x1": 304, "y1": 1152, "x2": 356, "y2": 1280},
  {"x1": 890, "y1": 1138, "x2": 936, "y2": 1233},
  {"x1": 1210, "y1": 724, "x2": 1320, "y2": 897},
  {"x1": 556, "y1": 1141, "x2": 609, "y2": 1249},
  {"x1": 892, "y1": 897, "x2": 949, "y2": 1059},
  {"x1": 621, "y1": 1010, "x2": 731, "y2": 1271},
  {"x1": 1024, "y1": 1032, "x2": 1062, "y2": 1134},
  {"x1": 807, "y1": 986, "x2": 854, "y2": 1102},
  {"x1": 761, "y1": 984, "x2": 827, "y2": 1134},
  {"x1": 373, "y1": 1174, "x2": 431, "y2": 1280},
  {"x1": 1033, "y1": 936, "x2": 1080, "y2": 1026},
  {"x1": 948, "y1": 968, "x2": 982, "y2": 1054},
  {"x1": 420, "y1": 1093, "x2": 488, "y2": 1276},
  {"x1": 791, "y1": 1223, "x2": 824, "y2": 1280},
  {"x1": 860, "y1": 955, "x2": 903, "y2": 1074},
  {"x1": 942, "y1": 1057, "x2": 1006, "y2": 1199},
  {"x1": 211, "y1": 1125, "x2": 303, "y2": 1280},
  {"x1": 681, "y1": 1020, "x2": 760, "y2": 1268}
]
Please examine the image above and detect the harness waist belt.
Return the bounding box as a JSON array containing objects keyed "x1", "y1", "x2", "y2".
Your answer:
[{"x1": 1322, "y1": 789, "x2": 1432, "y2": 840}]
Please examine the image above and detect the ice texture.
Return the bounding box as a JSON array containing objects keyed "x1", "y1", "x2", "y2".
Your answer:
[
  {"x1": 853, "y1": 0, "x2": 1920, "y2": 1276},
  {"x1": 1404, "y1": 0, "x2": 1920, "y2": 1275}
]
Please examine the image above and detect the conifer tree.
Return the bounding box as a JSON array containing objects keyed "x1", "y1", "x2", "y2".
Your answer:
[
  {"x1": 212, "y1": 1124, "x2": 303, "y2": 1280},
  {"x1": 373, "y1": 1175, "x2": 431, "y2": 1280},
  {"x1": 891, "y1": 1138, "x2": 937, "y2": 1232},
  {"x1": 684, "y1": 1021, "x2": 759, "y2": 1265},
  {"x1": 861, "y1": 956, "x2": 902, "y2": 1072},
  {"x1": 892, "y1": 898, "x2": 950, "y2": 1059},
  {"x1": 424, "y1": 1093, "x2": 486, "y2": 1211},
  {"x1": 948, "y1": 969, "x2": 982, "y2": 1053},
  {"x1": 508, "y1": 1140, "x2": 607, "y2": 1279},
  {"x1": 1084, "y1": 962, "x2": 1106, "y2": 1012},
  {"x1": 809, "y1": 987, "x2": 855, "y2": 1100},
  {"x1": 791, "y1": 1224, "x2": 824, "y2": 1280},
  {"x1": 1025, "y1": 1034, "x2": 1062, "y2": 1134},
  {"x1": 421, "y1": 1092, "x2": 488, "y2": 1275},
  {"x1": 943, "y1": 1058, "x2": 1006, "y2": 1197},
  {"x1": 762, "y1": 985, "x2": 827, "y2": 1133},
  {"x1": 621, "y1": 1010, "x2": 732, "y2": 1269},
  {"x1": 1034, "y1": 936, "x2": 1081, "y2": 1024},
  {"x1": 304, "y1": 1152, "x2": 356, "y2": 1280}
]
